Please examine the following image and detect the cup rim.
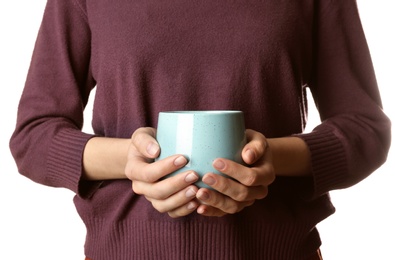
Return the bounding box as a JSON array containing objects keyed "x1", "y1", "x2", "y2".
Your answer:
[{"x1": 159, "y1": 110, "x2": 243, "y2": 115}]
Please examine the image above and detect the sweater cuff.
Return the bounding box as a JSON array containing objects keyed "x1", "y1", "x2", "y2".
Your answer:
[
  {"x1": 295, "y1": 129, "x2": 348, "y2": 198},
  {"x1": 47, "y1": 128, "x2": 100, "y2": 198}
]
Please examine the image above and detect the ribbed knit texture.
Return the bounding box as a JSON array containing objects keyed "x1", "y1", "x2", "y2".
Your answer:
[
  {"x1": 296, "y1": 129, "x2": 347, "y2": 197},
  {"x1": 10, "y1": 0, "x2": 391, "y2": 259},
  {"x1": 47, "y1": 129, "x2": 97, "y2": 197},
  {"x1": 83, "y1": 218, "x2": 321, "y2": 260},
  {"x1": 76, "y1": 177, "x2": 330, "y2": 260}
]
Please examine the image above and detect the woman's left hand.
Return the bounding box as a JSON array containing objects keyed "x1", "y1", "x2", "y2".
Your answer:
[{"x1": 196, "y1": 129, "x2": 275, "y2": 217}]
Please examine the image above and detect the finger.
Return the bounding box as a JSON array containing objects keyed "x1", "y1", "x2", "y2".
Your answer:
[
  {"x1": 196, "y1": 188, "x2": 255, "y2": 214},
  {"x1": 132, "y1": 170, "x2": 199, "y2": 198},
  {"x1": 197, "y1": 200, "x2": 255, "y2": 217},
  {"x1": 147, "y1": 186, "x2": 199, "y2": 215},
  {"x1": 242, "y1": 129, "x2": 268, "y2": 165},
  {"x1": 196, "y1": 204, "x2": 228, "y2": 217},
  {"x1": 131, "y1": 127, "x2": 160, "y2": 159},
  {"x1": 201, "y1": 173, "x2": 269, "y2": 201},
  {"x1": 167, "y1": 200, "x2": 200, "y2": 218},
  {"x1": 126, "y1": 154, "x2": 189, "y2": 182},
  {"x1": 212, "y1": 158, "x2": 274, "y2": 187}
]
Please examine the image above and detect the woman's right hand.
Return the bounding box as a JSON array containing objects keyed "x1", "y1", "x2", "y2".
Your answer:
[{"x1": 125, "y1": 127, "x2": 200, "y2": 218}]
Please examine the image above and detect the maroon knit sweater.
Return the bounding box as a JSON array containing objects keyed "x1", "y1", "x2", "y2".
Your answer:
[{"x1": 10, "y1": 0, "x2": 391, "y2": 259}]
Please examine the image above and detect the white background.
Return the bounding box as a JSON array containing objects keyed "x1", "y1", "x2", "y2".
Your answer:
[{"x1": 0, "y1": 1, "x2": 394, "y2": 259}]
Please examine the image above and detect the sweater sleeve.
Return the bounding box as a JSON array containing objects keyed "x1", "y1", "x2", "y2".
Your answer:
[
  {"x1": 296, "y1": 0, "x2": 391, "y2": 198},
  {"x1": 9, "y1": 0, "x2": 98, "y2": 198}
]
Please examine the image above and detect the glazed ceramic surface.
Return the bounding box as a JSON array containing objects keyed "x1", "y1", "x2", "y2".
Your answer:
[{"x1": 156, "y1": 110, "x2": 246, "y2": 188}]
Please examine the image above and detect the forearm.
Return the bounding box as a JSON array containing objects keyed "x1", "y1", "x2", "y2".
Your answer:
[
  {"x1": 82, "y1": 136, "x2": 312, "y2": 181},
  {"x1": 82, "y1": 137, "x2": 130, "y2": 180},
  {"x1": 268, "y1": 137, "x2": 312, "y2": 177}
]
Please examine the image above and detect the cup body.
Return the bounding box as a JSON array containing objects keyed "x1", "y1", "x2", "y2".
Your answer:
[{"x1": 156, "y1": 110, "x2": 246, "y2": 188}]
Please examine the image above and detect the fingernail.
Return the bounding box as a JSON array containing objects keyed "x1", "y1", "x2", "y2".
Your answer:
[
  {"x1": 197, "y1": 206, "x2": 206, "y2": 214},
  {"x1": 185, "y1": 172, "x2": 198, "y2": 183},
  {"x1": 185, "y1": 188, "x2": 197, "y2": 198},
  {"x1": 174, "y1": 156, "x2": 187, "y2": 167},
  {"x1": 203, "y1": 176, "x2": 216, "y2": 186},
  {"x1": 187, "y1": 201, "x2": 197, "y2": 210},
  {"x1": 147, "y1": 142, "x2": 160, "y2": 156},
  {"x1": 213, "y1": 159, "x2": 225, "y2": 170},
  {"x1": 198, "y1": 191, "x2": 210, "y2": 201},
  {"x1": 245, "y1": 149, "x2": 255, "y2": 162}
]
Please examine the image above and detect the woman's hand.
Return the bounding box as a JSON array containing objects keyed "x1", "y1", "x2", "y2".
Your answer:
[
  {"x1": 125, "y1": 127, "x2": 200, "y2": 218},
  {"x1": 195, "y1": 129, "x2": 275, "y2": 217}
]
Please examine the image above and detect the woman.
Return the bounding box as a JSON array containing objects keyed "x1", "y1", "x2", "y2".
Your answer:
[{"x1": 10, "y1": 0, "x2": 391, "y2": 259}]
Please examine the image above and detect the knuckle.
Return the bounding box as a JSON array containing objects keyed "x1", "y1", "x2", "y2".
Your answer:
[
  {"x1": 139, "y1": 166, "x2": 159, "y2": 183},
  {"x1": 234, "y1": 188, "x2": 249, "y2": 202},
  {"x1": 217, "y1": 180, "x2": 231, "y2": 194},
  {"x1": 264, "y1": 165, "x2": 276, "y2": 185},
  {"x1": 131, "y1": 127, "x2": 155, "y2": 149},
  {"x1": 225, "y1": 203, "x2": 239, "y2": 214},
  {"x1": 152, "y1": 201, "x2": 167, "y2": 213},
  {"x1": 124, "y1": 167, "x2": 132, "y2": 180},
  {"x1": 125, "y1": 163, "x2": 141, "y2": 181},
  {"x1": 131, "y1": 182, "x2": 142, "y2": 195},
  {"x1": 130, "y1": 128, "x2": 143, "y2": 143},
  {"x1": 218, "y1": 197, "x2": 239, "y2": 214},
  {"x1": 147, "y1": 184, "x2": 169, "y2": 200},
  {"x1": 244, "y1": 171, "x2": 258, "y2": 186},
  {"x1": 143, "y1": 173, "x2": 157, "y2": 183},
  {"x1": 257, "y1": 186, "x2": 269, "y2": 200},
  {"x1": 249, "y1": 132, "x2": 265, "y2": 147}
]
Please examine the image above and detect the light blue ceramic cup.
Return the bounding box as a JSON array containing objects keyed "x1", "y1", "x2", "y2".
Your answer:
[{"x1": 156, "y1": 110, "x2": 246, "y2": 188}]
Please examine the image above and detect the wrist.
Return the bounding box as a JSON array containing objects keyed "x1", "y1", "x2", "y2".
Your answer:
[
  {"x1": 82, "y1": 137, "x2": 130, "y2": 180},
  {"x1": 268, "y1": 137, "x2": 312, "y2": 177}
]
